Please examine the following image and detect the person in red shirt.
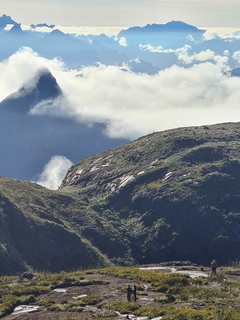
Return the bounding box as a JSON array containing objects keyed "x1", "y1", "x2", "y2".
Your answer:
[{"x1": 211, "y1": 259, "x2": 217, "y2": 275}]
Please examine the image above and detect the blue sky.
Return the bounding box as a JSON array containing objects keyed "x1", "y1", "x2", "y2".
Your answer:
[{"x1": 1, "y1": 0, "x2": 240, "y2": 28}]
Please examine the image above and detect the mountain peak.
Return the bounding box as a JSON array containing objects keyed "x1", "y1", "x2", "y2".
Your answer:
[
  {"x1": 43, "y1": 29, "x2": 67, "y2": 41},
  {"x1": 0, "y1": 14, "x2": 18, "y2": 28},
  {"x1": 33, "y1": 67, "x2": 63, "y2": 99},
  {"x1": 164, "y1": 20, "x2": 201, "y2": 31},
  {"x1": 37, "y1": 66, "x2": 55, "y2": 77},
  {"x1": 48, "y1": 29, "x2": 65, "y2": 37},
  {"x1": 0, "y1": 67, "x2": 62, "y2": 114}
]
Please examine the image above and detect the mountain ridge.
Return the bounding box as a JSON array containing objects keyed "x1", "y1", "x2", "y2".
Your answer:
[
  {"x1": 59, "y1": 121, "x2": 240, "y2": 266},
  {"x1": 1, "y1": 122, "x2": 240, "y2": 274},
  {"x1": 120, "y1": 21, "x2": 205, "y2": 34},
  {"x1": 0, "y1": 14, "x2": 18, "y2": 28},
  {"x1": 117, "y1": 20, "x2": 205, "y2": 47}
]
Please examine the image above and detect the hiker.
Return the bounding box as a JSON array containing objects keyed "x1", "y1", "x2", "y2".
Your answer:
[
  {"x1": 127, "y1": 285, "x2": 132, "y2": 302},
  {"x1": 133, "y1": 285, "x2": 137, "y2": 302},
  {"x1": 211, "y1": 259, "x2": 217, "y2": 275}
]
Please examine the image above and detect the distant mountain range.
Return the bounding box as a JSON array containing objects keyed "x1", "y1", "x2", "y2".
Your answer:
[
  {"x1": 0, "y1": 14, "x2": 18, "y2": 28},
  {"x1": 117, "y1": 21, "x2": 206, "y2": 47},
  {"x1": 30, "y1": 23, "x2": 55, "y2": 29},
  {"x1": 0, "y1": 24, "x2": 100, "y2": 68},
  {"x1": 1, "y1": 14, "x2": 240, "y2": 71}
]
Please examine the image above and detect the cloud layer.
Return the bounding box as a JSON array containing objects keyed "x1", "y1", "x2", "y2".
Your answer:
[
  {"x1": 1, "y1": 47, "x2": 240, "y2": 142},
  {"x1": 2, "y1": 46, "x2": 240, "y2": 188}
]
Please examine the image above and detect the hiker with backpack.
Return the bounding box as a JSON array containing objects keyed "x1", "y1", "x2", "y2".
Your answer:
[{"x1": 211, "y1": 259, "x2": 217, "y2": 275}]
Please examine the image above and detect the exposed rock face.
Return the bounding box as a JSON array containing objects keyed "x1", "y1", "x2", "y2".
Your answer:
[{"x1": 60, "y1": 122, "x2": 240, "y2": 266}]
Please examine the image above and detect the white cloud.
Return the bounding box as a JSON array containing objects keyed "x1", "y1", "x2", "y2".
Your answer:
[
  {"x1": 139, "y1": 44, "x2": 228, "y2": 66},
  {"x1": 33, "y1": 155, "x2": 73, "y2": 190},
  {"x1": 203, "y1": 28, "x2": 240, "y2": 41},
  {"x1": 119, "y1": 37, "x2": 127, "y2": 47},
  {"x1": 139, "y1": 44, "x2": 175, "y2": 53},
  {"x1": 186, "y1": 35, "x2": 195, "y2": 42},
  {"x1": 233, "y1": 51, "x2": 240, "y2": 63},
  {"x1": 134, "y1": 58, "x2": 141, "y2": 64},
  {"x1": 223, "y1": 50, "x2": 230, "y2": 56},
  {"x1": 1, "y1": 47, "x2": 240, "y2": 142},
  {"x1": 175, "y1": 45, "x2": 229, "y2": 66}
]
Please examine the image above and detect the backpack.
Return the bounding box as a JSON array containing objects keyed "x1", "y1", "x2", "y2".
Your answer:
[{"x1": 211, "y1": 261, "x2": 216, "y2": 268}]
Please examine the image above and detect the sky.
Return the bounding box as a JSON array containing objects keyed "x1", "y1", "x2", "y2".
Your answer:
[{"x1": 1, "y1": 0, "x2": 240, "y2": 29}]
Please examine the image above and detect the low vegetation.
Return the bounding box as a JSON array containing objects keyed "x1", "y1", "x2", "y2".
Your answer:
[
  {"x1": 91, "y1": 266, "x2": 240, "y2": 319},
  {"x1": 1, "y1": 265, "x2": 240, "y2": 319},
  {"x1": 0, "y1": 271, "x2": 107, "y2": 317}
]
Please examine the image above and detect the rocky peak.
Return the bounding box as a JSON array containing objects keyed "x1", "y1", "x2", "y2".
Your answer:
[
  {"x1": 0, "y1": 67, "x2": 62, "y2": 113},
  {"x1": 31, "y1": 66, "x2": 63, "y2": 100},
  {"x1": 0, "y1": 14, "x2": 18, "y2": 28}
]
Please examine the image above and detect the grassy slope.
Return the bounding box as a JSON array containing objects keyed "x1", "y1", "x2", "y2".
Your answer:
[
  {"x1": 59, "y1": 122, "x2": 240, "y2": 266},
  {"x1": 0, "y1": 176, "x2": 111, "y2": 275},
  {"x1": 1, "y1": 122, "x2": 240, "y2": 274}
]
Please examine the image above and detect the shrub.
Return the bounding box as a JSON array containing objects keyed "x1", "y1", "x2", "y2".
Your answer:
[{"x1": 78, "y1": 294, "x2": 102, "y2": 306}]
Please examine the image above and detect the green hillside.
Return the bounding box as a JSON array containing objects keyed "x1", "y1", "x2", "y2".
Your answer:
[
  {"x1": 0, "y1": 177, "x2": 110, "y2": 275},
  {"x1": 60, "y1": 122, "x2": 240, "y2": 266},
  {"x1": 1, "y1": 122, "x2": 240, "y2": 274}
]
